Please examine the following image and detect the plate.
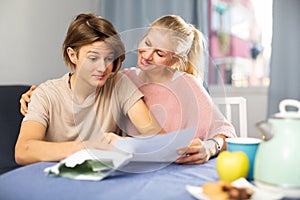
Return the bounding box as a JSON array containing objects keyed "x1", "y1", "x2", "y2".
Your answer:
[
  {"x1": 186, "y1": 178, "x2": 284, "y2": 200},
  {"x1": 185, "y1": 185, "x2": 208, "y2": 200},
  {"x1": 255, "y1": 180, "x2": 300, "y2": 199}
]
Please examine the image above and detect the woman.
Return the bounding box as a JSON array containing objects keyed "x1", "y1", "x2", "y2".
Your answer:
[
  {"x1": 15, "y1": 13, "x2": 164, "y2": 165},
  {"x1": 123, "y1": 15, "x2": 236, "y2": 164}
]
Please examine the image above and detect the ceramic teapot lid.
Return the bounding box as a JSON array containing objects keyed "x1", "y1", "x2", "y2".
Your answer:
[{"x1": 273, "y1": 99, "x2": 300, "y2": 119}]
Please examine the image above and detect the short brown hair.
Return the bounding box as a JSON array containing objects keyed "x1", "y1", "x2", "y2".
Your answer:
[{"x1": 62, "y1": 13, "x2": 125, "y2": 76}]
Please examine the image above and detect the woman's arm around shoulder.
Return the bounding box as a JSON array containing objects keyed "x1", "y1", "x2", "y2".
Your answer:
[{"x1": 127, "y1": 99, "x2": 165, "y2": 135}]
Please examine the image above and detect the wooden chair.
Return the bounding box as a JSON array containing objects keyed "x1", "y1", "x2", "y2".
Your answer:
[{"x1": 212, "y1": 97, "x2": 248, "y2": 137}]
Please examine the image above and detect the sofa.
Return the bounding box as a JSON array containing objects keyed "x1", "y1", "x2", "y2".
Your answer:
[{"x1": 0, "y1": 85, "x2": 30, "y2": 174}]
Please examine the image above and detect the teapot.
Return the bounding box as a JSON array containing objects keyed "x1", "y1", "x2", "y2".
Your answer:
[{"x1": 254, "y1": 99, "x2": 300, "y2": 198}]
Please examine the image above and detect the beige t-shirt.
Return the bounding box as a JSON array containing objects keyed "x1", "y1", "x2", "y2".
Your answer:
[{"x1": 23, "y1": 72, "x2": 143, "y2": 142}]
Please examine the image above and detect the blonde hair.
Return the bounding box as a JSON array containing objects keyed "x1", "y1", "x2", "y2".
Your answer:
[{"x1": 150, "y1": 15, "x2": 206, "y2": 82}]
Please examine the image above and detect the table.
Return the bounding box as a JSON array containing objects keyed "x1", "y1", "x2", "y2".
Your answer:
[{"x1": 0, "y1": 159, "x2": 218, "y2": 200}]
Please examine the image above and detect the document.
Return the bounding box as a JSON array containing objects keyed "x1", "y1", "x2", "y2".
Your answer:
[
  {"x1": 114, "y1": 127, "x2": 196, "y2": 162},
  {"x1": 44, "y1": 127, "x2": 196, "y2": 181}
]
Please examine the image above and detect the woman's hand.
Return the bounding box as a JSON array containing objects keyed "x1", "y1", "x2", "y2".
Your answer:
[
  {"x1": 20, "y1": 85, "x2": 37, "y2": 116},
  {"x1": 175, "y1": 135, "x2": 226, "y2": 165},
  {"x1": 175, "y1": 138, "x2": 213, "y2": 164}
]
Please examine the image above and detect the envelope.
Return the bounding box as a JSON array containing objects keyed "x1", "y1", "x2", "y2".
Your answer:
[{"x1": 44, "y1": 149, "x2": 132, "y2": 181}]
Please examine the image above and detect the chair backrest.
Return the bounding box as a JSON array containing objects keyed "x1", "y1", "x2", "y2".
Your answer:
[
  {"x1": 212, "y1": 97, "x2": 248, "y2": 137},
  {"x1": 0, "y1": 85, "x2": 30, "y2": 174}
]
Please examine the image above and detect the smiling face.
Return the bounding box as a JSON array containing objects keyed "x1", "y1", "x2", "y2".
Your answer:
[
  {"x1": 137, "y1": 29, "x2": 179, "y2": 73},
  {"x1": 68, "y1": 41, "x2": 115, "y2": 89}
]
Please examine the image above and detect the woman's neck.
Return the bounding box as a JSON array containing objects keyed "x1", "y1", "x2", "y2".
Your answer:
[{"x1": 139, "y1": 68, "x2": 175, "y2": 83}]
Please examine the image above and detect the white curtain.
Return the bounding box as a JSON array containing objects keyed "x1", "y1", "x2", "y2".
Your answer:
[{"x1": 267, "y1": 0, "x2": 300, "y2": 115}]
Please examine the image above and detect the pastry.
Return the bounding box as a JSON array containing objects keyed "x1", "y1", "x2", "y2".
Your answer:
[{"x1": 202, "y1": 180, "x2": 254, "y2": 200}]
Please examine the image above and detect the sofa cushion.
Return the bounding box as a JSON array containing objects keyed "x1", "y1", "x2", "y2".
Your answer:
[{"x1": 0, "y1": 85, "x2": 30, "y2": 174}]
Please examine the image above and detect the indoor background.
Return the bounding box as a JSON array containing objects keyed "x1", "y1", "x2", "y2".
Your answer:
[{"x1": 1, "y1": 0, "x2": 299, "y2": 137}]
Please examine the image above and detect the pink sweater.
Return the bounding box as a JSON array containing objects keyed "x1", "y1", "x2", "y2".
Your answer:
[{"x1": 123, "y1": 68, "x2": 236, "y2": 140}]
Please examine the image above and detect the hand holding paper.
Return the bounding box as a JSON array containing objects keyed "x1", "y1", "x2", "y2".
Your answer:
[
  {"x1": 114, "y1": 127, "x2": 196, "y2": 162},
  {"x1": 45, "y1": 127, "x2": 196, "y2": 180}
]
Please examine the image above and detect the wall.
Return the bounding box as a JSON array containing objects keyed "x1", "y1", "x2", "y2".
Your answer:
[
  {"x1": 0, "y1": 0, "x2": 99, "y2": 85},
  {"x1": 267, "y1": 0, "x2": 300, "y2": 115},
  {"x1": 210, "y1": 85, "x2": 268, "y2": 138}
]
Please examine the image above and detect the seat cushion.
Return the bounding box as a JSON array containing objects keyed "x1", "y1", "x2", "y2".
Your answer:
[{"x1": 0, "y1": 85, "x2": 30, "y2": 174}]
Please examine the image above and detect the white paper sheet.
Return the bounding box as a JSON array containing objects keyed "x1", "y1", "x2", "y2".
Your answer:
[{"x1": 114, "y1": 127, "x2": 196, "y2": 162}]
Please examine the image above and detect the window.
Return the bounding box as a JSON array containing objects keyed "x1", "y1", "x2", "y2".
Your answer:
[{"x1": 208, "y1": 0, "x2": 273, "y2": 87}]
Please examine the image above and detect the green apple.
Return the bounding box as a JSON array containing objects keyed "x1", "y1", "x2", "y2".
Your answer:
[{"x1": 216, "y1": 151, "x2": 249, "y2": 182}]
